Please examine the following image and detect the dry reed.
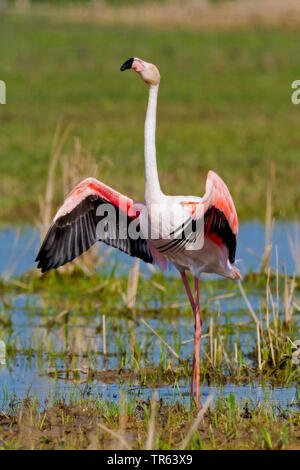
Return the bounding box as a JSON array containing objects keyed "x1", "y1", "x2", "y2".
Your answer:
[
  {"x1": 10, "y1": 0, "x2": 300, "y2": 32},
  {"x1": 37, "y1": 122, "x2": 103, "y2": 276}
]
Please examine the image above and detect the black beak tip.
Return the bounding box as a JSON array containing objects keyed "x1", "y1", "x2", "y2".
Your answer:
[{"x1": 120, "y1": 57, "x2": 134, "y2": 72}]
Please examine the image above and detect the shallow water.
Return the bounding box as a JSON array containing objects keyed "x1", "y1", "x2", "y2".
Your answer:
[
  {"x1": 0, "y1": 222, "x2": 299, "y2": 279},
  {"x1": 1, "y1": 356, "x2": 298, "y2": 411},
  {"x1": 0, "y1": 223, "x2": 299, "y2": 409},
  {"x1": 0, "y1": 289, "x2": 298, "y2": 410}
]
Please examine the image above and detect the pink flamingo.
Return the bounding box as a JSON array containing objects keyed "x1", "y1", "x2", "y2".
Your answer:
[{"x1": 36, "y1": 58, "x2": 240, "y2": 406}]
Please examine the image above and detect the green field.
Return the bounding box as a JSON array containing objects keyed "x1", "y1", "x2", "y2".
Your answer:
[{"x1": 1, "y1": 13, "x2": 300, "y2": 223}]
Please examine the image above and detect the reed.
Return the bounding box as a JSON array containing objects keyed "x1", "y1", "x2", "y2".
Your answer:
[
  {"x1": 11, "y1": 0, "x2": 300, "y2": 31},
  {"x1": 37, "y1": 123, "x2": 103, "y2": 276},
  {"x1": 124, "y1": 259, "x2": 140, "y2": 309},
  {"x1": 260, "y1": 165, "x2": 275, "y2": 274},
  {"x1": 145, "y1": 391, "x2": 158, "y2": 450}
]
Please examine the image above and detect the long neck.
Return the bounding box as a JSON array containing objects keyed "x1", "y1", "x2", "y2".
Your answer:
[{"x1": 144, "y1": 84, "x2": 162, "y2": 202}]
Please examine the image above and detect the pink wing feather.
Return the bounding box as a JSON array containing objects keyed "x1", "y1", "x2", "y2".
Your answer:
[
  {"x1": 36, "y1": 177, "x2": 167, "y2": 273},
  {"x1": 202, "y1": 171, "x2": 238, "y2": 237}
]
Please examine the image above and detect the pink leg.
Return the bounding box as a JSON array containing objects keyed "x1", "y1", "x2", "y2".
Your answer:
[
  {"x1": 180, "y1": 271, "x2": 196, "y2": 315},
  {"x1": 194, "y1": 277, "x2": 202, "y2": 407},
  {"x1": 180, "y1": 272, "x2": 198, "y2": 401}
]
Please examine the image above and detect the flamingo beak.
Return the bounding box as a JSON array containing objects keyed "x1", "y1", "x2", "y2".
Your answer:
[{"x1": 120, "y1": 57, "x2": 134, "y2": 71}]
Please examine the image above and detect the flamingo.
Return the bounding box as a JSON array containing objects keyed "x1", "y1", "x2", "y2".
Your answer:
[{"x1": 36, "y1": 57, "x2": 240, "y2": 406}]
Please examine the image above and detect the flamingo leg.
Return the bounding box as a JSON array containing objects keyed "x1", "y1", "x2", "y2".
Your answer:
[
  {"x1": 194, "y1": 277, "x2": 202, "y2": 407},
  {"x1": 180, "y1": 271, "x2": 196, "y2": 314},
  {"x1": 191, "y1": 351, "x2": 196, "y2": 396},
  {"x1": 180, "y1": 272, "x2": 198, "y2": 401}
]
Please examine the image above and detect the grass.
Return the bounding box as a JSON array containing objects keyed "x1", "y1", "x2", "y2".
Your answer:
[
  {"x1": 0, "y1": 391, "x2": 299, "y2": 450},
  {"x1": 1, "y1": 13, "x2": 300, "y2": 222}
]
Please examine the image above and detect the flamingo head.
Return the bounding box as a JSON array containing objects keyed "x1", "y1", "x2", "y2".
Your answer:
[{"x1": 120, "y1": 57, "x2": 160, "y2": 86}]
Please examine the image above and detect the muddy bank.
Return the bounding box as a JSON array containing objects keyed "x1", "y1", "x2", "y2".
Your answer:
[{"x1": 0, "y1": 397, "x2": 299, "y2": 450}]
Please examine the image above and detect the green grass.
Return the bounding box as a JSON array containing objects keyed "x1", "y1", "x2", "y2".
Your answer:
[
  {"x1": 1, "y1": 14, "x2": 300, "y2": 222},
  {"x1": 0, "y1": 392, "x2": 299, "y2": 449}
]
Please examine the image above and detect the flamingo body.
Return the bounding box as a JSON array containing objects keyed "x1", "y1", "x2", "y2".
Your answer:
[{"x1": 36, "y1": 57, "x2": 240, "y2": 406}]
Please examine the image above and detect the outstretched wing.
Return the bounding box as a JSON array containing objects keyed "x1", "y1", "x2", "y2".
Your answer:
[
  {"x1": 202, "y1": 171, "x2": 238, "y2": 263},
  {"x1": 154, "y1": 171, "x2": 238, "y2": 260},
  {"x1": 36, "y1": 177, "x2": 167, "y2": 273}
]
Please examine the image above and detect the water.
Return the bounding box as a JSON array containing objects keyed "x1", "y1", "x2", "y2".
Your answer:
[
  {"x1": 0, "y1": 289, "x2": 298, "y2": 410},
  {"x1": 0, "y1": 223, "x2": 299, "y2": 409},
  {"x1": 0, "y1": 222, "x2": 299, "y2": 279},
  {"x1": 1, "y1": 359, "x2": 298, "y2": 411}
]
